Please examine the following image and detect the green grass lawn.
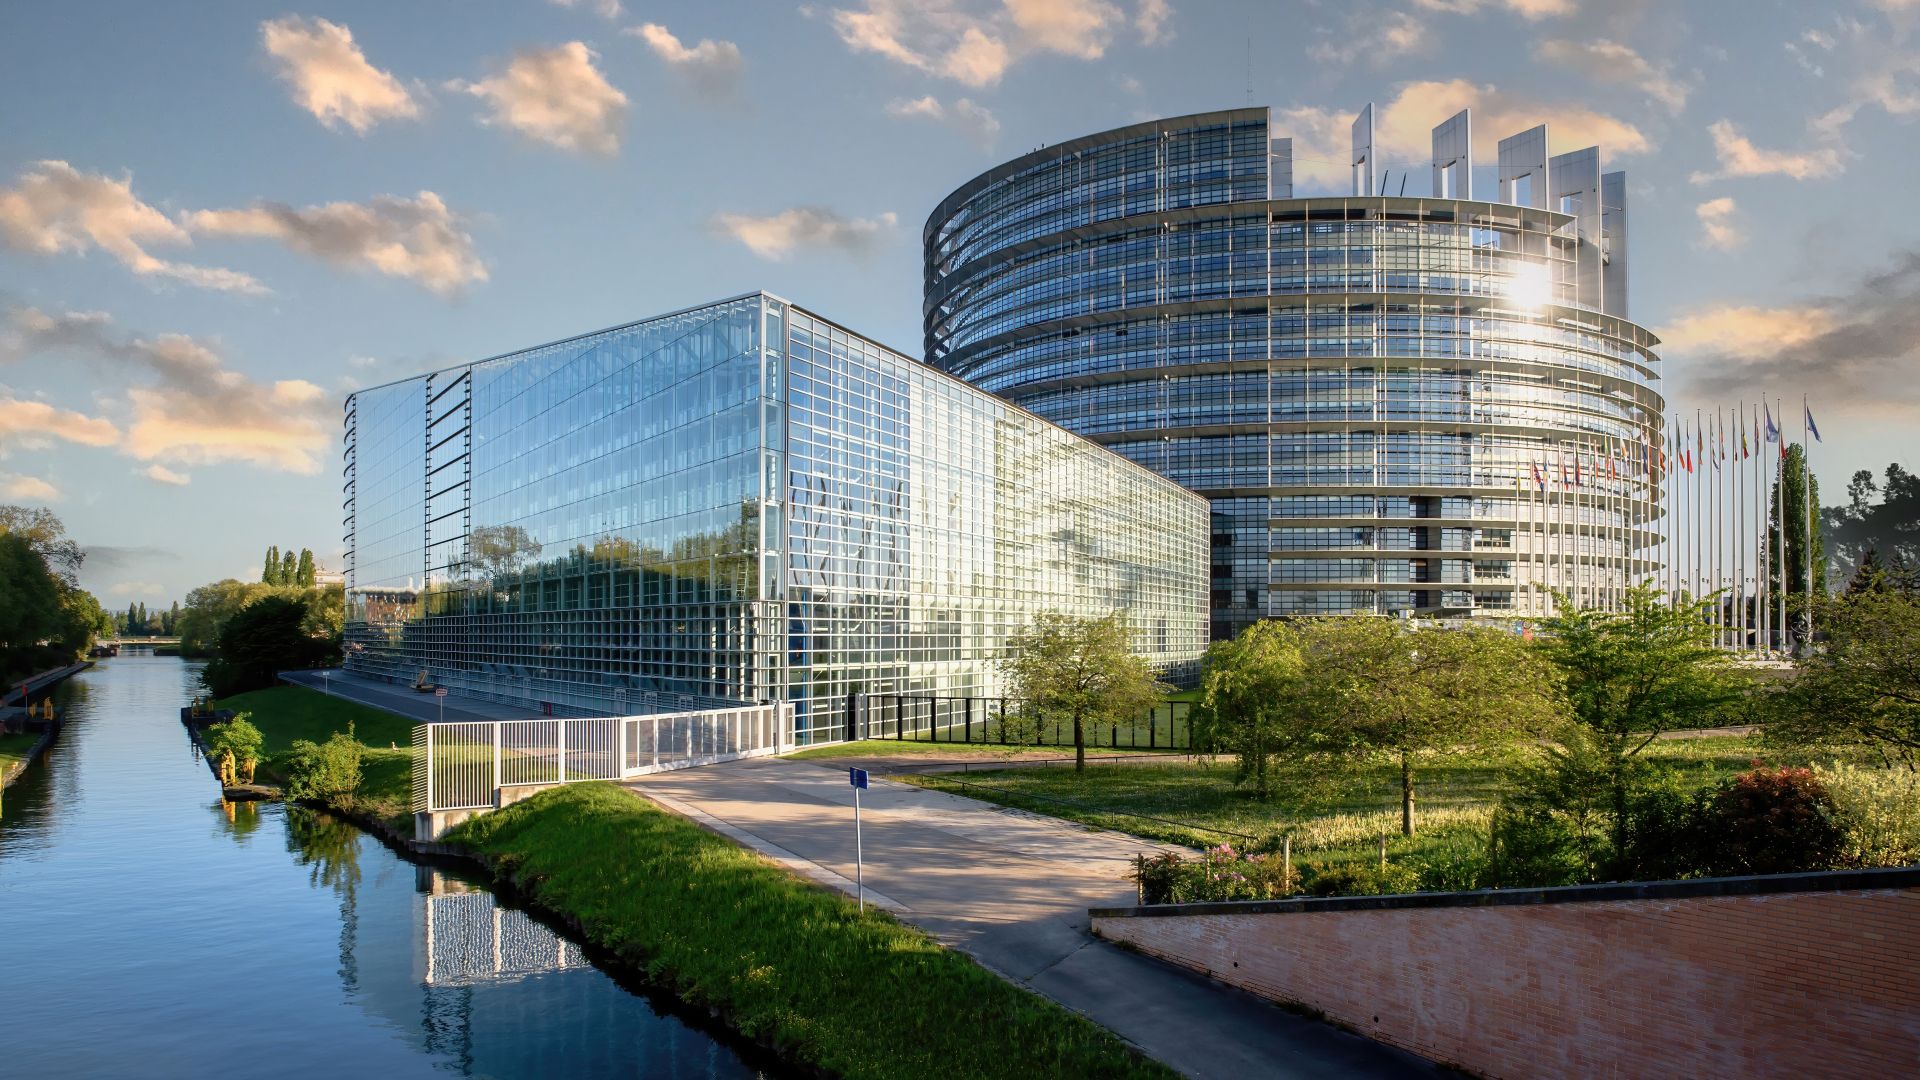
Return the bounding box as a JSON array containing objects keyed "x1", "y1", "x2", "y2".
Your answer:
[
  {"x1": 785, "y1": 739, "x2": 1181, "y2": 761},
  {"x1": 901, "y1": 734, "x2": 1814, "y2": 866},
  {"x1": 214, "y1": 684, "x2": 415, "y2": 829},
  {"x1": 448, "y1": 783, "x2": 1173, "y2": 1080},
  {"x1": 1, "y1": 731, "x2": 41, "y2": 773}
]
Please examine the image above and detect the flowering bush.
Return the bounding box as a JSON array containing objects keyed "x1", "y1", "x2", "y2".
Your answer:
[
  {"x1": 1812, "y1": 762, "x2": 1920, "y2": 868},
  {"x1": 1699, "y1": 764, "x2": 1846, "y2": 876},
  {"x1": 1131, "y1": 843, "x2": 1300, "y2": 904}
]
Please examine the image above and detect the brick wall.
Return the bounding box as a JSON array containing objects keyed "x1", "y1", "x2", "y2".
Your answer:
[{"x1": 1092, "y1": 875, "x2": 1920, "y2": 1078}]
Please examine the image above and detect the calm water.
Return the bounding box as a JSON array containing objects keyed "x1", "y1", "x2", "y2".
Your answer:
[{"x1": 0, "y1": 651, "x2": 765, "y2": 1079}]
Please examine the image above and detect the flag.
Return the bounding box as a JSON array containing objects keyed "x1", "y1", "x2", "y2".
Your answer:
[
  {"x1": 1741, "y1": 426, "x2": 1749, "y2": 459},
  {"x1": 1805, "y1": 402, "x2": 1822, "y2": 443},
  {"x1": 1560, "y1": 455, "x2": 1570, "y2": 486},
  {"x1": 1530, "y1": 460, "x2": 1545, "y2": 490},
  {"x1": 1764, "y1": 402, "x2": 1779, "y2": 442},
  {"x1": 1574, "y1": 457, "x2": 1583, "y2": 486}
]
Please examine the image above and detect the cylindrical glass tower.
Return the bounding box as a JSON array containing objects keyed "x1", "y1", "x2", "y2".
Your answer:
[{"x1": 925, "y1": 107, "x2": 1665, "y2": 639}]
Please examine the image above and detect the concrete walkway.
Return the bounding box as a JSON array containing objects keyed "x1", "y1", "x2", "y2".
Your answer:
[
  {"x1": 279, "y1": 669, "x2": 559, "y2": 725},
  {"x1": 629, "y1": 756, "x2": 1437, "y2": 1080}
]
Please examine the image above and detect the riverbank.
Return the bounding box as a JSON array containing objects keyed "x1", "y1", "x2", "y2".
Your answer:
[
  {"x1": 447, "y1": 783, "x2": 1176, "y2": 1080},
  {"x1": 204, "y1": 685, "x2": 415, "y2": 832},
  {"x1": 1, "y1": 661, "x2": 90, "y2": 788}
]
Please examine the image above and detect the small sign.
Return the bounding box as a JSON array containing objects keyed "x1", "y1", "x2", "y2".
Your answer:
[
  {"x1": 435, "y1": 688, "x2": 448, "y2": 698},
  {"x1": 848, "y1": 767, "x2": 869, "y2": 789}
]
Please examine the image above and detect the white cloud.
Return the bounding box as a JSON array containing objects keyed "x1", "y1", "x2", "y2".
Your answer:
[
  {"x1": 1006, "y1": 0, "x2": 1121, "y2": 60},
  {"x1": 1694, "y1": 197, "x2": 1744, "y2": 250},
  {"x1": 1689, "y1": 119, "x2": 1845, "y2": 183},
  {"x1": 187, "y1": 191, "x2": 485, "y2": 297},
  {"x1": 628, "y1": 23, "x2": 744, "y2": 100},
  {"x1": 141, "y1": 464, "x2": 190, "y2": 486},
  {"x1": 108, "y1": 580, "x2": 165, "y2": 596},
  {"x1": 260, "y1": 15, "x2": 420, "y2": 134},
  {"x1": 1311, "y1": 12, "x2": 1426, "y2": 67},
  {"x1": 0, "y1": 394, "x2": 121, "y2": 452},
  {"x1": 886, "y1": 94, "x2": 1001, "y2": 145},
  {"x1": 1535, "y1": 38, "x2": 1692, "y2": 114},
  {"x1": 451, "y1": 43, "x2": 628, "y2": 156},
  {"x1": 1135, "y1": 0, "x2": 1172, "y2": 44},
  {"x1": 548, "y1": 0, "x2": 624, "y2": 18},
  {"x1": 1413, "y1": 0, "x2": 1573, "y2": 20},
  {"x1": 818, "y1": 0, "x2": 1136, "y2": 87},
  {"x1": 1658, "y1": 304, "x2": 1837, "y2": 358},
  {"x1": 3, "y1": 308, "x2": 333, "y2": 474},
  {"x1": 1, "y1": 474, "x2": 61, "y2": 501},
  {"x1": 1278, "y1": 80, "x2": 1651, "y2": 191},
  {"x1": 0, "y1": 161, "x2": 265, "y2": 293},
  {"x1": 712, "y1": 207, "x2": 898, "y2": 260}
]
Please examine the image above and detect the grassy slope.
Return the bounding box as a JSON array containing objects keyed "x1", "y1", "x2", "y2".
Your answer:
[
  {"x1": 214, "y1": 685, "x2": 414, "y2": 828},
  {"x1": 902, "y1": 736, "x2": 1806, "y2": 863},
  {"x1": 449, "y1": 784, "x2": 1173, "y2": 1080},
  {"x1": 1, "y1": 731, "x2": 41, "y2": 772}
]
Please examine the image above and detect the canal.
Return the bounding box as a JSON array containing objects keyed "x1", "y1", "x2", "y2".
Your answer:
[{"x1": 0, "y1": 650, "x2": 766, "y2": 1078}]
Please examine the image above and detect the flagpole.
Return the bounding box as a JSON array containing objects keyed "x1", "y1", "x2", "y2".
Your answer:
[
  {"x1": 1738, "y1": 402, "x2": 1748, "y2": 654},
  {"x1": 1803, "y1": 395, "x2": 1816, "y2": 646},
  {"x1": 1776, "y1": 397, "x2": 1786, "y2": 654}
]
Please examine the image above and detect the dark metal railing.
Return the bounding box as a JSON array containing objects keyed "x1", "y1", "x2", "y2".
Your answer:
[{"x1": 848, "y1": 693, "x2": 1193, "y2": 750}]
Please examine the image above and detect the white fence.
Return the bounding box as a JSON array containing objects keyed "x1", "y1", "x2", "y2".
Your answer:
[{"x1": 412, "y1": 703, "x2": 792, "y2": 815}]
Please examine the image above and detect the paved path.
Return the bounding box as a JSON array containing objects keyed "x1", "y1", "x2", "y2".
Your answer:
[
  {"x1": 630, "y1": 756, "x2": 1436, "y2": 1080},
  {"x1": 279, "y1": 669, "x2": 563, "y2": 725}
]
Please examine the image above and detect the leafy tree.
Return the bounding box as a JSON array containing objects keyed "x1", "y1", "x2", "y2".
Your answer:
[
  {"x1": 200, "y1": 594, "x2": 336, "y2": 696},
  {"x1": 1538, "y1": 584, "x2": 1743, "y2": 856},
  {"x1": 0, "y1": 531, "x2": 61, "y2": 653},
  {"x1": 470, "y1": 524, "x2": 544, "y2": 579},
  {"x1": 164, "y1": 600, "x2": 180, "y2": 636},
  {"x1": 54, "y1": 587, "x2": 114, "y2": 654},
  {"x1": 296, "y1": 548, "x2": 315, "y2": 587},
  {"x1": 264, "y1": 545, "x2": 282, "y2": 586},
  {"x1": 0, "y1": 505, "x2": 85, "y2": 585},
  {"x1": 281, "y1": 550, "x2": 298, "y2": 587},
  {"x1": 176, "y1": 579, "x2": 277, "y2": 657},
  {"x1": 1826, "y1": 463, "x2": 1920, "y2": 584},
  {"x1": 1190, "y1": 620, "x2": 1323, "y2": 799},
  {"x1": 1768, "y1": 588, "x2": 1920, "y2": 769},
  {"x1": 205, "y1": 714, "x2": 265, "y2": 785},
  {"x1": 1765, "y1": 444, "x2": 1826, "y2": 647},
  {"x1": 1310, "y1": 618, "x2": 1565, "y2": 836},
  {"x1": 1003, "y1": 611, "x2": 1165, "y2": 771}
]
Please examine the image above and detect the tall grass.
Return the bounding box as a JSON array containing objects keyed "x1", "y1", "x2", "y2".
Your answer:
[{"x1": 447, "y1": 784, "x2": 1173, "y2": 1080}]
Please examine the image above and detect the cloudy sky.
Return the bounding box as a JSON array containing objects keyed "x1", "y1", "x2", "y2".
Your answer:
[{"x1": 2, "y1": 0, "x2": 1916, "y2": 606}]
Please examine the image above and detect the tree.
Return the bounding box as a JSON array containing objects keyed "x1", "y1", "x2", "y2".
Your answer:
[
  {"x1": 1190, "y1": 620, "x2": 1323, "y2": 799},
  {"x1": 0, "y1": 532, "x2": 61, "y2": 653},
  {"x1": 0, "y1": 505, "x2": 84, "y2": 585},
  {"x1": 55, "y1": 587, "x2": 114, "y2": 654},
  {"x1": 164, "y1": 600, "x2": 180, "y2": 636},
  {"x1": 1769, "y1": 589, "x2": 1920, "y2": 769},
  {"x1": 470, "y1": 524, "x2": 543, "y2": 580},
  {"x1": 1003, "y1": 611, "x2": 1165, "y2": 771},
  {"x1": 205, "y1": 714, "x2": 265, "y2": 786},
  {"x1": 1826, "y1": 463, "x2": 1920, "y2": 584},
  {"x1": 281, "y1": 549, "x2": 298, "y2": 586},
  {"x1": 1765, "y1": 443, "x2": 1826, "y2": 645},
  {"x1": 296, "y1": 548, "x2": 315, "y2": 587},
  {"x1": 263, "y1": 545, "x2": 282, "y2": 586},
  {"x1": 176, "y1": 578, "x2": 278, "y2": 657},
  {"x1": 1538, "y1": 584, "x2": 1743, "y2": 854},
  {"x1": 201, "y1": 594, "x2": 336, "y2": 697},
  {"x1": 1309, "y1": 619, "x2": 1565, "y2": 836}
]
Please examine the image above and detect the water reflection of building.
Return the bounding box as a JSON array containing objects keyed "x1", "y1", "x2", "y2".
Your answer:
[
  {"x1": 282, "y1": 811, "x2": 757, "y2": 1077},
  {"x1": 417, "y1": 870, "x2": 586, "y2": 986}
]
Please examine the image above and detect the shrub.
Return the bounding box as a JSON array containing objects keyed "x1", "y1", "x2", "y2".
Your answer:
[
  {"x1": 1810, "y1": 763, "x2": 1920, "y2": 868},
  {"x1": 1612, "y1": 783, "x2": 1713, "y2": 882},
  {"x1": 1486, "y1": 805, "x2": 1592, "y2": 888},
  {"x1": 1409, "y1": 836, "x2": 1492, "y2": 892},
  {"x1": 1699, "y1": 765, "x2": 1847, "y2": 876},
  {"x1": 204, "y1": 714, "x2": 265, "y2": 785},
  {"x1": 1299, "y1": 860, "x2": 1421, "y2": 898},
  {"x1": 1130, "y1": 843, "x2": 1300, "y2": 904},
  {"x1": 283, "y1": 732, "x2": 363, "y2": 802}
]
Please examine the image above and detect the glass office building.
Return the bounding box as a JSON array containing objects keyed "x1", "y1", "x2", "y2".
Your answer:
[
  {"x1": 925, "y1": 106, "x2": 1666, "y2": 639},
  {"x1": 343, "y1": 293, "x2": 1208, "y2": 742}
]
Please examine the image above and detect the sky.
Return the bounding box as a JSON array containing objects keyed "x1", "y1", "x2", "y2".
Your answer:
[{"x1": 2, "y1": 0, "x2": 1916, "y2": 608}]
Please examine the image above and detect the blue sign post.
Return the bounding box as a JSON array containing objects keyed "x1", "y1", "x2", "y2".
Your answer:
[{"x1": 848, "y1": 768, "x2": 869, "y2": 911}]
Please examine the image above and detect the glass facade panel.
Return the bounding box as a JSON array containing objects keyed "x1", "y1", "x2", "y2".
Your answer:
[
  {"x1": 345, "y1": 294, "x2": 1208, "y2": 742},
  {"x1": 926, "y1": 108, "x2": 1666, "y2": 637}
]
